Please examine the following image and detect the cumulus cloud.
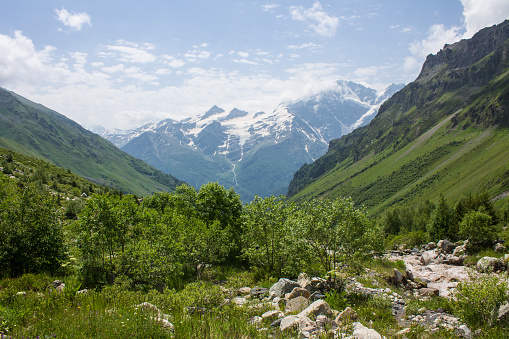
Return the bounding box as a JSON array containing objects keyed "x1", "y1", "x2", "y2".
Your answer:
[
  {"x1": 0, "y1": 31, "x2": 56, "y2": 86},
  {"x1": 461, "y1": 0, "x2": 509, "y2": 38},
  {"x1": 55, "y1": 8, "x2": 91, "y2": 31},
  {"x1": 404, "y1": 0, "x2": 509, "y2": 75},
  {"x1": 290, "y1": 1, "x2": 339, "y2": 37}
]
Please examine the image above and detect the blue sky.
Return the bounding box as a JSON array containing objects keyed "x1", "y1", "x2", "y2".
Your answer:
[{"x1": 1, "y1": 1, "x2": 508, "y2": 129}]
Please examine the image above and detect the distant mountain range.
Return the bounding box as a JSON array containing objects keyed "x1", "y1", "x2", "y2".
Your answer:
[
  {"x1": 287, "y1": 20, "x2": 509, "y2": 214},
  {"x1": 98, "y1": 81, "x2": 404, "y2": 201},
  {"x1": 0, "y1": 88, "x2": 183, "y2": 196}
]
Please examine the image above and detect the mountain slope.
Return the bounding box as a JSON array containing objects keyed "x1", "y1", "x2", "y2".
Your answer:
[
  {"x1": 287, "y1": 20, "x2": 509, "y2": 213},
  {"x1": 101, "y1": 81, "x2": 403, "y2": 201},
  {"x1": 0, "y1": 88, "x2": 183, "y2": 196}
]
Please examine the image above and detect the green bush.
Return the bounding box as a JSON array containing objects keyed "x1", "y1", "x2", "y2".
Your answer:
[
  {"x1": 453, "y1": 274, "x2": 508, "y2": 326},
  {"x1": 459, "y1": 210, "x2": 496, "y2": 246}
]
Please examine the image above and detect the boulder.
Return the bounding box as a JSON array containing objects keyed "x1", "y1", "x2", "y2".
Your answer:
[
  {"x1": 269, "y1": 278, "x2": 300, "y2": 298},
  {"x1": 495, "y1": 243, "x2": 507, "y2": 253},
  {"x1": 420, "y1": 250, "x2": 438, "y2": 265},
  {"x1": 335, "y1": 306, "x2": 358, "y2": 325},
  {"x1": 285, "y1": 296, "x2": 310, "y2": 313},
  {"x1": 298, "y1": 299, "x2": 332, "y2": 319},
  {"x1": 279, "y1": 315, "x2": 313, "y2": 332},
  {"x1": 262, "y1": 310, "x2": 282, "y2": 323},
  {"x1": 287, "y1": 287, "x2": 311, "y2": 300},
  {"x1": 392, "y1": 268, "x2": 404, "y2": 284},
  {"x1": 426, "y1": 242, "x2": 437, "y2": 250},
  {"x1": 238, "y1": 287, "x2": 251, "y2": 294},
  {"x1": 250, "y1": 287, "x2": 269, "y2": 297},
  {"x1": 440, "y1": 239, "x2": 455, "y2": 252},
  {"x1": 419, "y1": 287, "x2": 440, "y2": 297},
  {"x1": 448, "y1": 256, "x2": 465, "y2": 266},
  {"x1": 298, "y1": 272, "x2": 313, "y2": 291},
  {"x1": 452, "y1": 245, "x2": 467, "y2": 257},
  {"x1": 351, "y1": 322, "x2": 383, "y2": 339},
  {"x1": 456, "y1": 324, "x2": 472, "y2": 338},
  {"x1": 498, "y1": 302, "x2": 509, "y2": 323},
  {"x1": 476, "y1": 257, "x2": 506, "y2": 273}
]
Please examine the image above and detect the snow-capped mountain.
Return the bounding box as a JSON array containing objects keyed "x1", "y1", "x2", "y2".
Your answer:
[{"x1": 98, "y1": 80, "x2": 404, "y2": 201}]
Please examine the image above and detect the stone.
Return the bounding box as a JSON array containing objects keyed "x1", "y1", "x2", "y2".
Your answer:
[
  {"x1": 351, "y1": 322, "x2": 383, "y2": 339},
  {"x1": 287, "y1": 287, "x2": 311, "y2": 300},
  {"x1": 335, "y1": 306, "x2": 358, "y2": 325},
  {"x1": 250, "y1": 287, "x2": 269, "y2": 297},
  {"x1": 427, "y1": 242, "x2": 437, "y2": 250},
  {"x1": 250, "y1": 316, "x2": 263, "y2": 325},
  {"x1": 405, "y1": 269, "x2": 414, "y2": 281},
  {"x1": 448, "y1": 256, "x2": 465, "y2": 266},
  {"x1": 456, "y1": 324, "x2": 472, "y2": 338},
  {"x1": 269, "y1": 278, "x2": 301, "y2": 298},
  {"x1": 233, "y1": 297, "x2": 248, "y2": 305},
  {"x1": 298, "y1": 272, "x2": 313, "y2": 291},
  {"x1": 393, "y1": 268, "x2": 404, "y2": 284},
  {"x1": 137, "y1": 302, "x2": 161, "y2": 313},
  {"x1": 396, "y1": 328, "x2": 411, "y2": 336},
  {"x1": 285, "y1": 296, "x2": 310, "y2": 313},
  {"x1": 420, "y1": 250, "x2": 438, "y2": 265},
  {"x1": 239, "y1": 287, "x2": 251, "y2": 294},
  {"x1": 498, "y1": 302, "x2": 509, "y2": 323},
  {"x1": 298, "y1": 299, "x2": 332, "y2": 319},
  {"x1": 440, "y1": 239, "x2": 455, "y2": 252},
  {"x1": 279, "y1": 315, "x2": 313, "y2": 332},
  {"x1": 262, "y1": 310, "x2": 282, "y2": 323},
  {"x1": 494, "y1": 243, "x2": 507, "y2": 253},
  {"x1": 452, "y1": 244, "x2": 466, "y2": 257},
  {"x1": 309, "y1": 291, "x2": 325, "y2": 301},
  {"x1": 419, "y1": 287, "x2": 440, "y2": 297},
  {"x1": 476, "y1": 257, "x2": 506, "y2": 273}
]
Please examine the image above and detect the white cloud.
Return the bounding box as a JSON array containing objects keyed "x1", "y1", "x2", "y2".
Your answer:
[
  {"x1": 55, "y1": 8, "x2": 91, "y2": 31},
  {"x1": 102, "y1": 41, "x2": 157, "y2": 63},
  {"x1": 184, "y1": 49, "x2": 211, "y2": 62},
  {"x1": 461, "y1": 0, "x2": 509, "y2": 38},
  {"x1": 234, "y1": 59, "x2": 258, "y2": 65},
  {"x1": 288, "y1": 42, "x2": 321, "y2": 50},
  {"x1": 262, "y1": 4, "x2": 279, "y2": 12},
  {"x1": 403, "y1": 0, "x2": 509, "y2": 75},
  {"x1": 0, "y1": 31, "x2": 56, "y2": 86},
  {"x1": 237, "y1": 51, "x2": 249, "y2": 58},
  {"x1": 290, "y1": 1, "x2": 339, "y2": 37},
  {"x1": 155, "y1": 68, "x2": 172, "y2": 75}
]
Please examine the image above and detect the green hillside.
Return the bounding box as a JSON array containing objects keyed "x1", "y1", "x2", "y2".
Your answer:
[
  {"x1": 0, "y1": 88, "x2": 183, "y2": 196},
  {"x1": 287, "y1": 20, "x2": 509, "y2": 214}
]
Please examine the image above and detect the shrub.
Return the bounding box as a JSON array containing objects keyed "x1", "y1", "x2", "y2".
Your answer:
[
  {"x1": 459, "y1": 210, "x2": 496, "y2": 246},
  {"x1": 453, "y1": 274, "x2": 508, "y2": 326}
]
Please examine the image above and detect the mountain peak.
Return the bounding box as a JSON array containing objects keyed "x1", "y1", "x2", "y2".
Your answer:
[{"x1": 201, "y1": 105, "x2": 225, "y2": 120}]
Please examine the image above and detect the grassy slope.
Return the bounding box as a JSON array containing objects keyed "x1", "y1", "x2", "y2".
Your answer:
[
  {"x1": 0, "y1": 89, "x2": 183, "y2": 196},
  {"x1": 288, "y1": 41, "x2": 509, "y2": 214}
]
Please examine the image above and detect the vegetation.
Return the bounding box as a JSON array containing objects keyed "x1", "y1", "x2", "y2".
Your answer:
[{"x1": 1, "y1": 149, "x2": 508, "y2": 337}]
